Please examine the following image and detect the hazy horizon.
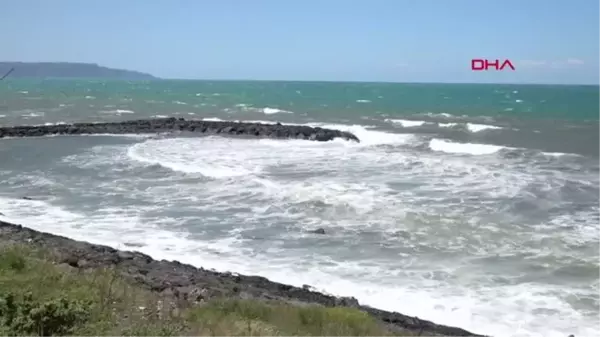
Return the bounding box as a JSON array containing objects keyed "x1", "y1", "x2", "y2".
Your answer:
[{"x1": 3, "y1": 66, "x2": 599, "y2": 86}]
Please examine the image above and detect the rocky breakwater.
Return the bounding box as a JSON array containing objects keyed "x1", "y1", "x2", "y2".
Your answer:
[
  {"x1": 0, "y1": 117, "x2": 360, "y2": 142},
  {"x1": 0, "y1": 220, "x2": 486, "y2": 336}
]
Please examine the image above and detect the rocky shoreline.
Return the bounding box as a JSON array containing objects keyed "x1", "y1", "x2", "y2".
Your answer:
[
  {"x1": 0, "y1": 117, "x2": 360, "y2": 142},
  {"x1": 0, "y1": 220, "x2": 485, "y2": 336}
]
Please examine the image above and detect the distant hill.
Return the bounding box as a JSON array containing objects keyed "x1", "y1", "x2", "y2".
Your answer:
[{"x1": 0, "y1": 62, "x2": 157, "y2": 80}]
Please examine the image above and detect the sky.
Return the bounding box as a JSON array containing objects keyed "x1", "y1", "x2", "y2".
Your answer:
[{"x1": 0, "y1": 0, "x2": 598, "y2": 84}]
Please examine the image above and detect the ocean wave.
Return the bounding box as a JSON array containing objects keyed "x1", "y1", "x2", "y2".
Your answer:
[
  {"x1": 300, "y1": 122, "x2": 410, "y2": 146},
  {"x1": 21, "y1": 112, "x2": 45, "y2": 118},
  {"x1": 385, "y1": 119, "x2": 427, "y2": 127},
  {"x1": 201, "y1": 117, "x2": 225, "y2": 122},
  {"x1": 127, "y1": 137, "x2": 263, "y2": 178},
  {"x1": 3, "y1": 192, "x2": 595, "y2": 337},
  {"x1": 438, "y1": 122, "x2": 459, "y2": 128},
  {"x1": 428, "y1": 139, "x2": 584, "y2": 159},
  {"x1": 466, "y1": 123, "x2": 502, "y2": 132},
  {"x1": 437, "y1": 122, "x2": 503, "y2": 132},
  {"x1": 385, "y1": 118, "x2": 503, "y2": 133},
  {"x1": 423, "y1": 112, "x2": 455, "y2": 119},
  {"x1": 227, "y1": 105, "x2": 295, "y2": 115},
  {"x1": 429, "y1": 139, "x2": 511, "y2": 155},
  {"x1": 262, "y1": 107, "x2": 294, "y2": 115},
  {"x1": 42, "y1": 122, "x2": 68, "y2": 126},
  {"x1": 99, "y1": 109, "x2": 135, "y2": 114},
  {"x1": 1, "y1": 131, "x2": 597, "y2": 337}
]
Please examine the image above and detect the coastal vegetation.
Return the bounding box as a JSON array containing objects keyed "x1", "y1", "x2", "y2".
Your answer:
[{"x1": 0, "y1": 244, "x2": 410, "y2": 336}]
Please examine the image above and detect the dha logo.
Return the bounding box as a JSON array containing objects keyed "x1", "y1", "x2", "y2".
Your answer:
[{"x1": 471, "y1": 59, "x2": 515, "y2": 71}]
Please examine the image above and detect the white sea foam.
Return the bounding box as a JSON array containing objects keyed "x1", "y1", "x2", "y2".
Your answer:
[
  {"x1": 425, "y1": 112, "x2": 454, "y2": 118},
  {"x1": 100, "y1": 109, "x2": 135, "y2": 114},
  {"x1": 43, "y1": 122, "x2": 68, "y2": 126},
  {"x1": 543, "y1": 152, "x2": 567, "y2": 157},
  {"x1": 356, "y1": 99, "x2": 371, "y2": 103},
  {"x1": 21, "y1": 112, "x2": 44, "y2": 118},
  {"x1": 0, "y1": 140, "x2": 596, "y2": 337},
  {"x1": 262, "y1": 107, "x2": 294, "y2": 115},
  {"x1": 435, "y1": 122, "x2": 503, "y2": 132},
  {"x1": 429, "y1": 139, "x2": 509, "y2": 155},
  {"x1": 438, "y1": 122, "x2": 458, "y2": 128},
  {"x1": 466, "y1": 123, "x2": 502, "y2": 132},
  {"x1": 127, "y1": 138, "x2": 263, "y2": 178},
  {"x1": 0, "y1": 120, "x2": 596, "y2": 337},
  {"x1": 385, "y1": 119, "x2": 427, "y2": 127}
]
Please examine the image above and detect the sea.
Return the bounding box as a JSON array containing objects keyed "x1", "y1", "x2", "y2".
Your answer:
[{"x1": 0, "y1": 79, "x2": 598, "y2": 337}]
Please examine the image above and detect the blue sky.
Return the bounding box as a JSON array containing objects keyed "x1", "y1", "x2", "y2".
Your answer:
[{"x1": 1, "y1": 0, "x2": 598, "y2": 84}]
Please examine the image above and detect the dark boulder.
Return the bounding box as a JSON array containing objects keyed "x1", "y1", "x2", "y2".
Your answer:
[{"x1": 308, "y1": 228, "x2": 326, "y2": 235}]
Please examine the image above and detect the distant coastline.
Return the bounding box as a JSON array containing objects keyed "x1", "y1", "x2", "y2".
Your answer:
[{"x1": 0, "y1": 62, "x2": 157, "y2": 80}]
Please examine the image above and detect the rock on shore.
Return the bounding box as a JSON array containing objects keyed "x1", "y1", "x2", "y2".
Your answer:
[
  {"x1": 0, "y1": 220, "x2": 485, "y2": 336},
  {"x1": 0, "y1": 117, "x2": 360, "y2": 142}
]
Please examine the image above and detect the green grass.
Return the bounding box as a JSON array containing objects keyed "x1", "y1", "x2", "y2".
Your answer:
[{"x1": 0, "y1": 244, "x2": 416, "y2": 336}]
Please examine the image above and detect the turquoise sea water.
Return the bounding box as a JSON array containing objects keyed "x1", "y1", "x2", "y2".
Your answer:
[
  {"x1": 1, "y1": 80, "x2": 599, "y2": 121},
  {"x1": 0, "y1": 79, "x2": 598, "y2": 337}
]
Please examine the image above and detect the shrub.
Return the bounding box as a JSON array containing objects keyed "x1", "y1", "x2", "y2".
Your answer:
[
  {"x1": 0, "y1": 247, "x2": 27, "y2": 272},
  {"x1": 0, "y1": 292, "x2": 91, "y2": 336}
]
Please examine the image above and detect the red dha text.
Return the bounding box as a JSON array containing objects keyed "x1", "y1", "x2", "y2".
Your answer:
[{"x1": 471, "y1": 59, "x2": 515, "y2": 71}]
